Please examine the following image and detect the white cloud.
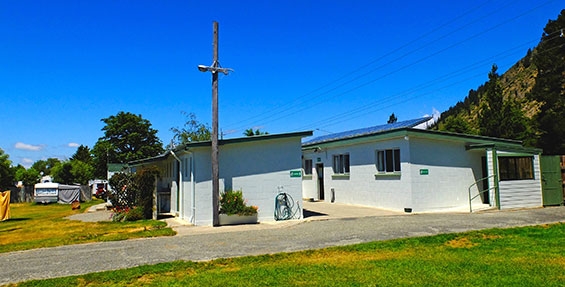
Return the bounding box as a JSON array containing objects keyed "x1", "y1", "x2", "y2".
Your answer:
[
  {"x1": 15, "y1": 142, "x2": 44, "y2": 151},
  {"x1": 68, "y1": 142, "x2": 80, "y2": 148}
]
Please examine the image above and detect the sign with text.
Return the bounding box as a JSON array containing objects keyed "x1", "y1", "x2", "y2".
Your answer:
[{"x1": 290, "y1": 170, "x2": 302, "y2": 178}]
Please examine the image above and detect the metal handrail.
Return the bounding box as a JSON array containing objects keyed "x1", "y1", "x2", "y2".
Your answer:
[{"x1": 468, "y1": 175, "x2": 496, "y2": 213}]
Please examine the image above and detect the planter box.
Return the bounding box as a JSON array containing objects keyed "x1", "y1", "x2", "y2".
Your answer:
[{"x1": 219, "y1": 213, "x2": 258, "y2": 226}]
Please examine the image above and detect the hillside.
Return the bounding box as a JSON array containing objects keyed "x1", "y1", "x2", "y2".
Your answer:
[{"x1": 433, "y1": 9, "x2": 565, "y2": 154}]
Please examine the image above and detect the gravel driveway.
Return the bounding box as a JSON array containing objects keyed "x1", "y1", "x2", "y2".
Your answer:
[{"x1": 1, "y1": 205, "x2": 564, "y2": 285}]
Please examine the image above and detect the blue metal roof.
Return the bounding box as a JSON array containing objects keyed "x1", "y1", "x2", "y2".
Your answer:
[{"x1": 303, "y1": 117, "x2": 432, "y2": 146}]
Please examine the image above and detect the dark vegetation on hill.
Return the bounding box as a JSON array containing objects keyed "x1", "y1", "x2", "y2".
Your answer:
[{"x1": 433, "y1": 9, "x2": 565, "y2": 155}]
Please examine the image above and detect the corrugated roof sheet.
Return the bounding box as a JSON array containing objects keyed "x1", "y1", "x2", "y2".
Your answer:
[{"x1": 303, "y1": 117, "x2": 432, "y2": 146}]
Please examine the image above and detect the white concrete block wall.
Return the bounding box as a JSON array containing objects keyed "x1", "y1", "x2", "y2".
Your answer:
[
  {"x1": 409, "y1": 138, "x2": 484, "y2": 212},
  {"x1": 309, "y1": 135, "x2": 488, "y2": 213},
  {"x1": 220, "y1": 137, "x2": 304, "y2": 223},
  {"x1": 182, "y1": 137, "x2": 304, "y2": 226},
  {"x1": 313, "y1": 137, "x2": 413, "y2": 212}
]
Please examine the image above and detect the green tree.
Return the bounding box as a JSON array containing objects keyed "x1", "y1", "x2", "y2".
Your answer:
[
  {"x1": 387, "y1": 113, "x2": 398, "y2": 124},
  {"x1": 529, "y1": 9, "x2": 565, "y2": 154},
  {"x1": 478, "y1": 65, "x2": 531, "y2": 140},
  {"x1": 93, "y1": 111, "x2": 164, "y2": 178},
  {"x1": 479, "y1": 65, "x2": 505, "y2": 138},
  {"x1": 14, "y1": 166, "x2": 41, "y2": 186},
  {"x1": 170, "y1": 112, "x2": 211, "y2": 145},
  {"x1": 51, "y1": 162, "x2": 74, "y2": 184},
  {"x1": 70, "y1": 160, "x2": 94, "y2": 185},
  {"x1": 0, "y1": 149, "x2": 14, "y2": 190},
  {"x1": 92, "y1": 141, "x2": 111, "y2": 179},
  {"x1": 70, "y1": 145, "x2": 92, "y2": 164},
  {"x1": 441, "y1": 114, "x2": 473, "y2": 134},
  {"x1": 243, "y1": 128, "x2": 268, "y2": 136},
  {"x1": 31, "y1": 158, "x2": 61, "y2": 177}
]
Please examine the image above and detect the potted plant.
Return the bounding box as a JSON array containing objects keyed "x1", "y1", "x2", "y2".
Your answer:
[{"x1": 218, "y1": 189, "x2": 258, "y2": 225}]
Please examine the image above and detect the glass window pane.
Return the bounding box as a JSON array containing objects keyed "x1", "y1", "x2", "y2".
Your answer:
[
  {"x1": 394, "y1": 149, "x2": 401, "y2": 171},
  {"x1": 377, "y1": 151, "x2": 384, "y2": 172},
  {"x1": 385, "y1": 149, "x2": 393, "y2": 172}
]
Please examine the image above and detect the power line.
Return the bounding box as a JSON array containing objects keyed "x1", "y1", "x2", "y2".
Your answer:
[
  {"x1": 223, "y1": 0, "x2": 560, "y2": 134},
  {"x1": 221, "y1": 0, "x2": 496, "y2": 131}
]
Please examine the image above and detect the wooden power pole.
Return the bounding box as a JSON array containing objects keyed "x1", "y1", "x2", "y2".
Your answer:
[
  {"x1": 211, "y1": 21, "x2": 220, "y2": 226},
  {"x1": 198, "y1": 21, "x2": 231, "y2": 226}
]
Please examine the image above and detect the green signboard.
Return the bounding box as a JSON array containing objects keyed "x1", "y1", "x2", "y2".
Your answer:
[
  {"x1": 419, "y1": 169, "x2": 429, "y2": 175},
  {"x1": 290, "y1": 170, "x2": 302, "y2": 178}
]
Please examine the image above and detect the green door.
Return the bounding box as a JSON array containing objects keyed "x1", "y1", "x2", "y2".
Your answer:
[{"x1": 540, "y1": 156, "x2": 563, "y2": 206}]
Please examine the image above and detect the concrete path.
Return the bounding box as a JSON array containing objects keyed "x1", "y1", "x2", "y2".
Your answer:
[{"x1": 1, "y1": 205, "x2": 564, "y2": 285}]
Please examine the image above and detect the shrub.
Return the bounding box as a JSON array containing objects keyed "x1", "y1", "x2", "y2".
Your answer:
[
  {"x1": 108, "y1": 166, "x2": 159, "y2": 221},
  {"x1": 219, "y1": 189, "x2": 258, "y2": 216}
]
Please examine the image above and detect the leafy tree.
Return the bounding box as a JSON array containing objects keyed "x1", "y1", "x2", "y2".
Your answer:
[
  {"x1": 0, "y1": 148, "x2": 14, "y2": 190},
  {"x1": 479, "y1": 65, "x2": 505, "y2": 137},
  {"x1": 529, "y1": 9, "x2": 565, "y2": 154},
  {"x1": 70, "y1": 145, "x2": 92, "y2": 164},
  {"x1": 243, "y1": 128, "x2": 269, "y2": 136},
  {"x1": 51, "y1": 162, "x2": 74, "y2": 184},
  {"x1": 441, "y1": 114, "x2": 473, "y2": 134},
  {"x1": 170, "y1": 112, "x2": 211, "y2": 145},
  {"x1": 92, "y1": 140, "x2": 111, "y2": 179},
  {"x1": 93, "y1": 111, "x2": 164, "y2": 178},
  {"x1": 387, "y1": 113, "x2": 398, "y2": 124},
  {"x1": 31, "y1": 158, "x2": 61, "y2": 177},
  {"x1": 14, "y1": 166, "x2": 41, "y2": 186},
  {"x1": 478, "y1": 65, "x2": 531, "y2": 140},
  {"x1": 70, "y1": 160, "x2": 94, "y2": 185}
]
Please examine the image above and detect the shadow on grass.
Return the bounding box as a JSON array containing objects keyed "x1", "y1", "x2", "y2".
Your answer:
[{"x1": 2, "y1": 217, "x2": 30, "y2": 222}]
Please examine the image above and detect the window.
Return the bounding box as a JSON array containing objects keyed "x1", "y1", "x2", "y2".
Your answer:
[
  {"x1": 303, "y1": 159, "x2": 313, "y2": 175},
  {"x1": 499, "y1": 156, "x2": 534, "y2": 181},
  {"x1": 333, "y1": 154, "x2": 350, "y2": 174},
  {"x1": 376, "y1": 148, "x2": 401, "y2": 173}
]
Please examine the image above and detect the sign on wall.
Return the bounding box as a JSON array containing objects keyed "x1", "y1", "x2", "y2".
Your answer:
[{"x1": 290, "y1": 170, "x2": 302, "y2": 178}]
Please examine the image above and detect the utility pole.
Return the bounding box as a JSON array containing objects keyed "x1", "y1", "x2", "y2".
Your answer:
[
  {"x1": 211, "y1": 21, "x2": 220, "y2": 226},
  {"x1": 198, "y1": 21, "x2": 232, "y2": 226}
]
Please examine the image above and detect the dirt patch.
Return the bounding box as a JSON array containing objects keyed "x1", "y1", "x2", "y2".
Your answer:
[{"x1": 445, "y1": 237, "x2": 478, "y2": 249}]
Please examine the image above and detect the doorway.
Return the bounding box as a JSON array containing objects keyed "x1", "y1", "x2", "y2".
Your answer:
[
  {"x1": 541, "y1": 155, "x2": 564, "y2": 206},
  {"x1": 316, "y1": 163, "x2": 325, "y2": 201}
]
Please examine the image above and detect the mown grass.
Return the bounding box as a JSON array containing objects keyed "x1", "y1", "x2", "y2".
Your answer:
[
  {"x1": 0, "y1": 200, "x2": 176, "y2": 253},
  {"x1": 10, "y1": 223, "x2": 565, "y2": 286}
]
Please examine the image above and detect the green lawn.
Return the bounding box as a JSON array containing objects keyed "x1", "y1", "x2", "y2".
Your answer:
[
  {"x1": 0, "y1": 200, "x2": 175, "y2": 253},
  {"x1": 10, "y1": 223, "x2": 565, "y2": 287}
]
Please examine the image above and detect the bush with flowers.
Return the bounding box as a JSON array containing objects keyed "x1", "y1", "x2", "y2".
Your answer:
[{"x1": 219, "y1": 189, "x2": 258, "y2": 216}]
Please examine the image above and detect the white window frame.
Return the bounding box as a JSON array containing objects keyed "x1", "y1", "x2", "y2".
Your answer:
[
  {"x1": 376, "y1": 148, "x2": 401, "y2": 174},
  {"x1": 332, "y1": 153, "x2": 350, "y2": 175}
]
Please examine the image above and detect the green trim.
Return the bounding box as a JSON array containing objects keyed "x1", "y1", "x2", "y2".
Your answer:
[
  {"x1": 466, "y1": 143, "x2": 541, "y2": 154},
  {"x1": 374, "y1": 172, "x2": 401, "y2": 177},
  {"x1": 331, "y1": 174, "x2": 350, "y2": 179},
  {"x1": 302, "y1": 175, "x2": 313, "y2": 180},
  {"x1": 181, "y1": 131, "x2": 313, "y2": 150},
  {"x1": 493, "y1": 149, "x2": 501, "y2": 210}
]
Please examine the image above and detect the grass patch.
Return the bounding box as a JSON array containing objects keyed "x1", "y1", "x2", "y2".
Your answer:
[
  {"x1": 11, "y1": 223, "x2": 565, "y2": 286},
  {"x1": 0, "y1": 200, "x2": 175, "y2": 253}
]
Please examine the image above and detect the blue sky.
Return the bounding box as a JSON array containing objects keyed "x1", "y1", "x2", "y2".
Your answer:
[{"x1": 1, "y1": 0, "x2": 563, "y2": 167}]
